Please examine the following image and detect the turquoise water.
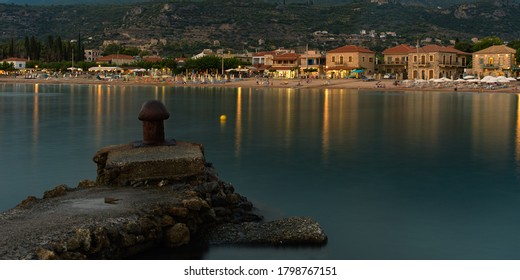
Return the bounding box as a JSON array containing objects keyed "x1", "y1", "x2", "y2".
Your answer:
[{"x1": 1, "y1": 83, "x2": 520, "y2": 259}]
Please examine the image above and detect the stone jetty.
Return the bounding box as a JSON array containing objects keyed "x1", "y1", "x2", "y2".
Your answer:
[{"x1": 0, "y1": 100, "x2": 327, "y2": 260}]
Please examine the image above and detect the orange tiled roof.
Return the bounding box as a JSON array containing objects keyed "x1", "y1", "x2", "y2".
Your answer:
[
  {"x1": 253, "y1": 51, "x2": 276, "y2": 56},
  {"x1": 328, "y1": 45, "x2": 375, "y2": 54},
  {"x1": 474, "y1": 45, "x2": 516, "y2": 54},
  {"x1": 417, "y1": 45, "x2": 469, "y2": 55},
  {"x1": 382, "y1": 44, "x2": 416, "y2": 55},
  {"x1": 142, "y1": 55, "x2": 163, "y2": 62},
  {"x1": 273, "y1": 53, "x2": 300, "y2": 60},
  {"x1": 3, "y1": 57, "x2": 28, "y2": 62}
]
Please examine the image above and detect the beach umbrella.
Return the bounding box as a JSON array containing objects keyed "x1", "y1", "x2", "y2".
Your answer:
[
  {"x1": 497, "y1": 77, "x2": 510, "y2": 83},
  {"x1": 484, "y1": 77, "x2": 499, "y2": 83},
  {"x1": 481, "y1": 75, "x2": 495, "y2": 82}
]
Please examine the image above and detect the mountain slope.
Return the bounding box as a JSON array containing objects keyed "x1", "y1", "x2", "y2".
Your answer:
[
  {"x1": 0, "y1": 0, "x2": 518, "y2": 56},
  {"x1": 2, "y1": 0, "x2": 519, "y2": 6}
]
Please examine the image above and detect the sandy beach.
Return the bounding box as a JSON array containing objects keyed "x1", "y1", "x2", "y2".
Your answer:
[{"x1": 1, "y1": 75, "x2": 519, "y2": 93}]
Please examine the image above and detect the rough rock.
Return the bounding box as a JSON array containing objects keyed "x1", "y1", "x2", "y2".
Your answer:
[
  {"x1": 164, "y1": 223, "x2": 190, "y2": 247},
  {"x1": 206, "y1": 217, "x2": 328, "y2": 246},
  {"x1": 0, "y1": 140, "x2": 327, "y2": 259},
  {"x1": 42, "y1": 184, "x2": 71, "y2": 199}
]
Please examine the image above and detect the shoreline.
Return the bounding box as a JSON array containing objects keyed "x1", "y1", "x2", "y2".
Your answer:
[{"x1": 1, "y1": 76, "x2": 519, "y2": 94}]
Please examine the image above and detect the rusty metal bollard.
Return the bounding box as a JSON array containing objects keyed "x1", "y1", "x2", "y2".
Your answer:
[{"x1": 137, "y1": 100, "x2": 175, "y2": 146}]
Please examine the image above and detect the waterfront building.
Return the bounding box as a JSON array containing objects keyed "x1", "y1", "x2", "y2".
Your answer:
[
  {"x1": 95, "y1": 54, "x2": 136, "y2": 66},
  {"x1": 252, "y1": 49, "x2": 292, "y2": 75},
  {"x1": 299, "y1": 49, "x2": 326, "y2": 78},
  {"x1": 408, "y1": 45, "x2": 469, "y2": 80},
  {"x1": 472, "y1": 45, "x2": 517, "y2": 77},
  {"x1": 271, "y1": 52, "x2": 301, "y2": 78},
  {"x1": 2, "y1": 57, "x2": 28, "y2": 69},
  {"x1": 325, "y1": 45, "x2": 376, "y2": 78},
  {"x1": 381, "y1": 44, "x2": 415, "y2": 79},
  {"x1": 252, "y1": 51, "x2": 276, "y2": 67}
]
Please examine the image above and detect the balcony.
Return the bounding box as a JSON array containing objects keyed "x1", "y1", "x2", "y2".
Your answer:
[
  {"x1": 412, "y1": 62, "x2": 431, "y2": 67},
  {"x1": 439, "y1": 63, "x2": 462, "y2": 68},
  {"x1": 480, "y1": 64, "x2": 500, "y2": 69},
  {"x1": 383, "y1": 61, "x2": 407, "y2": 66},
  {"x1": 273, "y1": 63, "x2": 298, "y2": 67}
]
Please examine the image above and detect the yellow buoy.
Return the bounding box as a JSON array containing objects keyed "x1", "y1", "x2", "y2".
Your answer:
[{"x1": 220, "y1": 115, "x2": 227, "y2": 121}]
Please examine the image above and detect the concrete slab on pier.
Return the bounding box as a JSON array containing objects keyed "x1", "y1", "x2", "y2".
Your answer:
[{"x1": 94, "y1": 141, "x2": 206, "y2": 186}]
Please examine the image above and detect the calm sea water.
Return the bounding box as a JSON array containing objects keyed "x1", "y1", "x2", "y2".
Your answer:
[{"x1": 1, "y1": 83, "x2": 520, "y2": 260}]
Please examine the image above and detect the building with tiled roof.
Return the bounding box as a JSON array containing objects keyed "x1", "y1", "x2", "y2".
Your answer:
[
  {"x1": 299, "y1": 50, "x2": 326, "y2": 78},
  {"x1": 2, "y1": 57, "x2": 28, "y2": 69},
  {"x1": 142, "y1": 55, "x2": 163, "y2": 63},
  {"x1": 325, "y1": 45, "x2": 376, "y2": 78},
  {"x1": 472, "y1": 45, "x2": 517, "y2": 77},
  {"x1": 252, "y1": 51, "x2": 276, "y2": 66},
  {"x1": 381, "y1": 44, "x2": 415, "y2": 79},
  {"x1": 95, "y1": 54, "x2": 136, "y2": 65},
  {"x1": 271, "y1": 52, "x2": 301, "y2": 78},
  {"x1": 251, "y1": 49, "x2": 292, "y2": 71},
  {"x1": 408, "y1": 44, "x2": 470, "y2": 80}
]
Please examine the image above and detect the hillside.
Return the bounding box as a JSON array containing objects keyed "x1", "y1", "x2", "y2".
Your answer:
[
  {"x1": 2, "y1": 0, "x2": 519, "y2": 7},
  {"x1": 0, "y1": 0, "x2": 519, "y2": 56}
]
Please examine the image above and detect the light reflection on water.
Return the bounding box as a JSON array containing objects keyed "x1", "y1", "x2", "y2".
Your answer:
[{"x1": 1, "y1": 83, "x2": 520, "y2": 259}]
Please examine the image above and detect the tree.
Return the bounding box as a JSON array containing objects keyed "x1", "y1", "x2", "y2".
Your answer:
[
  {"x1": 507, "y1": 40, "x2": 520, "y2": 64},
  {"x1": 8, "y1": 38, "x2": 15, "y2": 57},
  {"x1": 54, "y1": 36, "x2": 63, "y2": 61},
  {"x1": 0, "y1": 61, "x2": 15, "y2": 71},
  {"x1": 454, "y1": 41, "x2": 473, "y2": 53},
  {"x1": 472, "y1": 36, "x2": 503, "y2": 52},
  {"x1": 185, "y1": 56, "x2": 221, "y2": 72}
]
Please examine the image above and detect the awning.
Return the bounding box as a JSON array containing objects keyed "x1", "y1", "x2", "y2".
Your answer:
[{"x1": 88, "y1": 66, "x2": 122, "y2": 72}]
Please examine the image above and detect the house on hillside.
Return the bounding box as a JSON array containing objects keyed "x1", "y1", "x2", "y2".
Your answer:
[
  {"x1": 325, "y1": 45, "x2": 376, "y2": 78},
  {"x1": 408, "y1": 45, "x2": 469, "y2": 80},
  {"x1": 84, "y1": 49, "x2": 102, "y2": 62},
  {"x1": 271, "y1": 52, "x2": 301, "y2": 78},
  {"x1": 191, "y1": 49, "x2": 214, "y2": 59},
  {"x1": 472, "y1": 45, "x2": 517, "y2": 77},
  {"x1": 381, "y1": 44, "x2": 415, "y2": 79},
  {"x1": 96, "y1": 54, "x2": 136, "y2": 66},
  {"x1": 2, "y1": 57, "x2": 28, "y2": 70}
]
